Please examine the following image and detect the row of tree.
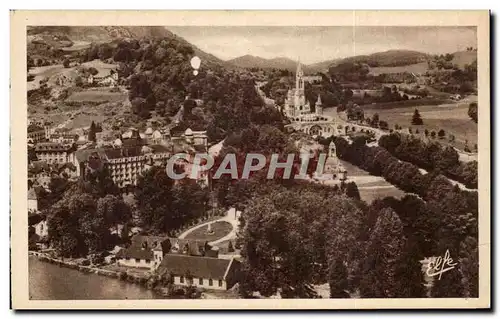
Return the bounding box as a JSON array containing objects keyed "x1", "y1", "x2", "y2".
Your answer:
[
  {"x1": 236, "y1": 176, "x2": 478, "y2": 298},
  {"x1": 379, "y1": 132, "x2": 478, "y2": 188}
]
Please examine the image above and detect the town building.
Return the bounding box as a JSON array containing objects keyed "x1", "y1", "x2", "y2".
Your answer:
[
  {"x1": 28, "y1": 187, "x2": 38, "y2": 213},
  {"x1": 49, "y1": 129, "x2": 77, "y2": 144},
  {"x1": 28, "y1": 123, "x2": 51, "y2": 144},
  {"x1": 157, "y1": 254, "x2": 241, "y2": 291},
  {"x1": 116, "y1": 235, "x2": 219, "y2": 271},
  {"x1": 34, "y1": 142, "x2": 76, "y2": 165}
]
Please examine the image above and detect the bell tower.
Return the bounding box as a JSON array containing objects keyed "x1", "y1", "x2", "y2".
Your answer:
[{"x1": 315, "y1": 94, "x2": 323, "y2": 115}]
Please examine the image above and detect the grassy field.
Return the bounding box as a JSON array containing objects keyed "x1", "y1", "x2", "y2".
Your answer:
[
  {"x1": 363, "y1": 102, "x2": 478, "y2": 150},
  {"x1": 339, "y1": 160, "x2": 407, "y2": 203},
  {"x1": 66, "y1": 88, "x2": 126, "y2": 103},
  {"x1": 61, "y1": 40, "x2": 91, "y2": 52},
  {"x1": 81, "y1": 59, "x2": 117, "y2": 76},
  {"x1": 369, "y1": 62, "x2": 429, "y2": 76},
  {"x1": 184, "y1": 221, "x2": 233, "y2": 242}
]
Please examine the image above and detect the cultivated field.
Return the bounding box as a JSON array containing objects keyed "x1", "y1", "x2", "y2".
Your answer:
[
  {"x1": 65, "y1": 88, "x2": 126, "y2": 103},
  {"x1": 363, "y1": 100, "x2": 478, "y2": 150},
  {"x1": 27, "y1": 64, "x2": 65, "y2": 91}
]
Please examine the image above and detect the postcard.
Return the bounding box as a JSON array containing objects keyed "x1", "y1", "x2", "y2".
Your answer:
[{"x1": 10, "y1": 10, "x2": 490, "y2": 309}]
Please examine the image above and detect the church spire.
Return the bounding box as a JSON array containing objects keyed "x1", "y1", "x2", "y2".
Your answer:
[
  {"x1": 316, "y1": 94, "x2": 322, "y2": 105},
  {"x1": 296, "y1": 57, "x2": 303, "y2": 76}
]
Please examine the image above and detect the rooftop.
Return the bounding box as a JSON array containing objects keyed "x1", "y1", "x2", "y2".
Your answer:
[
  {"x1": 157, "y1": 254, "x2": 235, "y2": 280},
  {"x1": 35, "y1": 142, "x2": 74, "y2": 152}
]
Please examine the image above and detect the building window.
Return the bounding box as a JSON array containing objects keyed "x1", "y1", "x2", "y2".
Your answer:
[
  {"x1": 125, "y1": 257, "x2": 130, "y2": 261},
  {"x1": 145, "y1": 259, "x2": 150, "y2": 264},
  {"x1": 218, "y1": 280, "x2": 223, "y2": 287},
  {"x1": 199, "y1": 278, "x2": 203, "y2": 285},
  {"x1": 209, "y1": 279, "x2": 213, "y2": 286},
  {"x1": 180, "y1": 276, "x2": 184, "y2": 283},
  {"x1": 135, "y1": 258, "x2": 140, "y2": 263}
]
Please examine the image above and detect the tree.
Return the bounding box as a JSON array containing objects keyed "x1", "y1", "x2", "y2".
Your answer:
[
  {"x1": 96, "y1": 195, "x2": 131, "y2": 234},
  {"x1": 430, "y1": 131, "x2": 436, "y2": 139},
  {"x1": 88, "y1": 121, "x2": 97, "y2": 142},
  {"x1": 411, "y1": 109, "x2": 423, "y2": 125},
  {"x1": 394, "y1": 241, "x2": 426, "y2": 298},
  {"x1": 63, "y1": 58, "x2": 70, "y2": 68},
  {"x1": 424, "y1": 129, "x2": 429, "y2": 137},
  {"x1": 227, "y1": 241, "x2": 235, "y2": 253},
  {"x1": 328, "y1": 259, "x2": 350, "y2": 298},
  {"x1": 239, "y1": 188, "x2": 346, "y2": 298},
  {"x1": 135, "y1": 166, "x2": 208, "y2": 234},
  {"x1": 431, "y1": 253, "x2": 465, "y2": 297},
  {"x1": 468, "y1": 102, "x2": 478, "y2": 123},
  {"x1": 345, "y1": 182, "x2": 360, "y2": 200},
  {"x1": 371, "y1": 113, "x2": 380, "y2": 127},
  {"x1": 359, "y1": 208, "x2": 406, "y2": 298},
  {"x1": 120, "y1": 223, "x2": 130, "y2": 245},
  {"x1": 438, "y1": 129, "x2": 446, "y2": 139},
  {"x1": 379, "y1": 121, "x2": 389, "y2": 130},
  {"x1": 459, "y1": 236, "x2": 479, "y2": 298}
]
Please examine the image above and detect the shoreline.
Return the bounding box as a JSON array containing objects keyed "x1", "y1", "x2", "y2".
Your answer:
[{"x1": 29, "y1": 251, "x2": 163, "y2": 292}]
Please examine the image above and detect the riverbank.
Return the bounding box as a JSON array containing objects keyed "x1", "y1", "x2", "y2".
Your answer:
[
  {"x1": 29, "y1": 255, "x2": 162, "y2": 300},
  {"x1": 29, "y1": 251, "x2": 159, "y2": 289},
  {"x1": 29, "y1": 251, "x2": 208, "y2": 299}
]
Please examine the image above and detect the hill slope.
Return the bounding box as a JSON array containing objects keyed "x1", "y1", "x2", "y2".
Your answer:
[
  {"x1": 227, "y1": 55, "x2": 309, "y2": 73},
  {"x1": 330, "y1": 50, "x2": 430, "y2": 68},
  {"x1": 27, "y1": 26, "x2": 228, "y2": 69},
  {"x1": 451, "y1": 50, "x2": 477, "y2": 69}
]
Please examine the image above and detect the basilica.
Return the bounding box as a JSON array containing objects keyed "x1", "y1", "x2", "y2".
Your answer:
[{"x1": 284, "y1": 61, "x2": 323, "y2": 119}]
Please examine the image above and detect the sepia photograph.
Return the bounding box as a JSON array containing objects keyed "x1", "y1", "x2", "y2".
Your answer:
[{"x1": 10, "y1": 10, "x2": 490, "y2": 309}]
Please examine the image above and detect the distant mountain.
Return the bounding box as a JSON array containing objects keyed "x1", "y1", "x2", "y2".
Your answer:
[
  {"x1": 330, "y1": 50, "x2": 430, "y2": 68},
  {"x1": 227, "y1": 55, "x2": 305, "y2": 72},
  {"x1": 307, "y1": 59, "x2": 341, "y2": 74},
  {"x1": 227, "y1": 50, "x2": 431, "y2": 74}
]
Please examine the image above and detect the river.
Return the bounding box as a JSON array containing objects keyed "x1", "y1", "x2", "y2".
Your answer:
[{"x1": 29, "y1": 256, "x2": 162, "y2": 300}]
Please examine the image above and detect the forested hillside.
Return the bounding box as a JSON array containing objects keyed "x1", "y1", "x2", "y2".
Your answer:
[{"x1": 77, "y1": 33, "x2": 282, "y2": 142}]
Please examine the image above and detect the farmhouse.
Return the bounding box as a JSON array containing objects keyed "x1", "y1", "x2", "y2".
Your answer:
[
  {"x1": 157, "y1": 254, "x2": 241, "y2": 291},
  {"x1": 116, "y1": 235, "x2": 218, "y2": 271},
  {"x1": 87, "y1": 69, "x2": 119, "y2": 87}
]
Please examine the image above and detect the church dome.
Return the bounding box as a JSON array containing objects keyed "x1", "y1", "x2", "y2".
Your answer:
[{"x1": 185, "y1": 128, "x2": 193, "y2": 136}]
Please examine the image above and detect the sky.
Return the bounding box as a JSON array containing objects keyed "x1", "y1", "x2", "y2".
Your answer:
[{"x1": 167, "y1": 26, "x2": 477, "y2": 64}]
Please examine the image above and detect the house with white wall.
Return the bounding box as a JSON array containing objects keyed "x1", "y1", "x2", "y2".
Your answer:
[{"x1": 157, "y1": 254, "x2": 241, "y2": 291}]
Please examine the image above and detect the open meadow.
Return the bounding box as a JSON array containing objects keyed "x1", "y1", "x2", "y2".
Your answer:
[{"x1": 362, "y1": 100, "x2": 478, "y2": 151}]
